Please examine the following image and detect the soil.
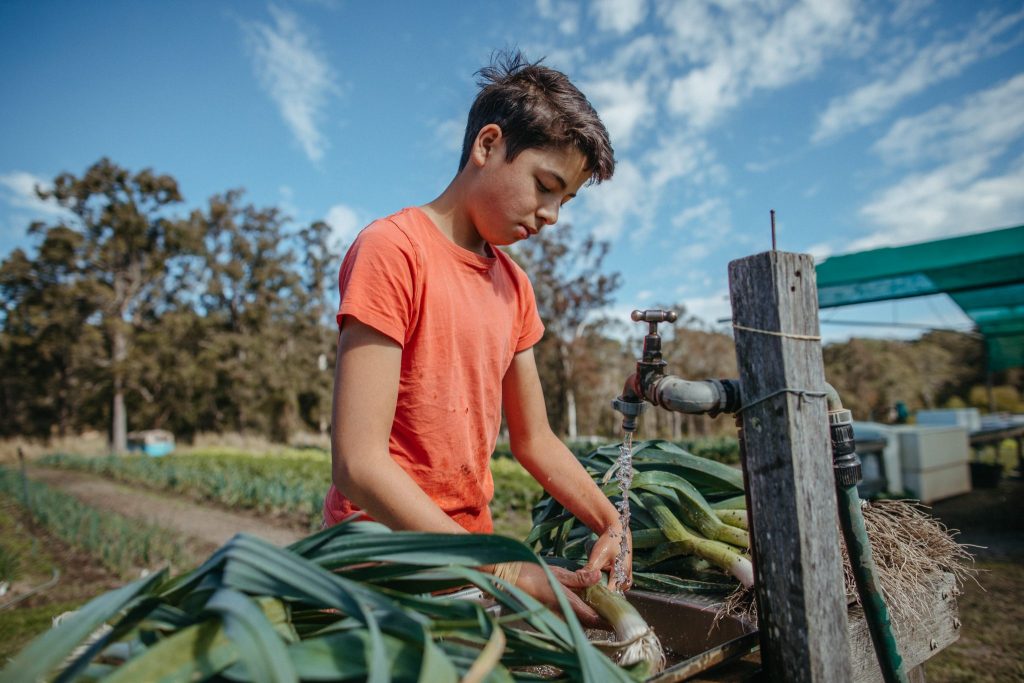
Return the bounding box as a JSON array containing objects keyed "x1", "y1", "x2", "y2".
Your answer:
[{"x1": 923, "y1": 474, "x2": 1024, "y2": 682}]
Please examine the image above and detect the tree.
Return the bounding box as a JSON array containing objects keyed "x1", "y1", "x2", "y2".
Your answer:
[
  {"x1": 0, "y1": 221, "x2": 110, "y2": 437},
  {"x1": 512, "y1": 224, "x2": 621, "y2": 438},
  {"x1": 37, "y1": 158, "x2": 196, "y2": 451},
  {"x1": 198, "y1": 190, "x2": 305, "y2": 440},
  {"x1": 295, "y1": 220, "x2": 340, "y2": 435}
]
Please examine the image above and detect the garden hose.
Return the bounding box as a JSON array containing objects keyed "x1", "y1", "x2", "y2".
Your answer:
[{"x1": 830, "y1": 408, "x2": 908, "y2": 683}]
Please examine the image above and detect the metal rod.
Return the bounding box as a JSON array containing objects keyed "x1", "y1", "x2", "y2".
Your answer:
[
  {"x1": 770, "y1": 209, "x2": 776, "y2": 250},
  {"x1": 716, "y1": 317, "x2": 980, "y2": 334}
]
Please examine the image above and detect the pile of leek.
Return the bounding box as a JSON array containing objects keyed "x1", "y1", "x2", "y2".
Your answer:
[
  {"x1": 2, "y1": 519, "x2": 647, "y2": 682},
  {"x1": 529, "y1": 440, "x2": 752, "y2": 591}
]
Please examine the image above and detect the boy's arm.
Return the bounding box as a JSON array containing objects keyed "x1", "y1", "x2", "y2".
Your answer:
[
  {"x1": 334, "y1": 321, "x2": 603, "y2": 625},
  {"x1": 331, "y1": 318, "x2": 466, "y2": 534},
  {"x1": 502, "y1": 347, "x2": 632, "y2": 590}
]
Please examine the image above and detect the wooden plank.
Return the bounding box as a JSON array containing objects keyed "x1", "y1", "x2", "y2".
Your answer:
[
  {"x1": 675, "y1": 573, "x2": 960, "y2": 681},
  {"x1": 849, "y1": 572, "x2": 960, "y2": 682},
  {"x1": 728, "y1": 251, "x2": 853, "y2": 682}
]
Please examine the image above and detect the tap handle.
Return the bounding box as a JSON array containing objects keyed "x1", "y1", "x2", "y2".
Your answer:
[
  {"x1": 631, "y1": 309, "x2": 678, "y2": 324},
  {"x1": 632, "y1": 309, "x2": 678, "y2": 335}
]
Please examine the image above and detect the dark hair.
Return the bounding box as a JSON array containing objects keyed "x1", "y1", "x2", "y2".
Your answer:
[{"x1": 458, "y1": 50, "x2": 615, "y2": 184}]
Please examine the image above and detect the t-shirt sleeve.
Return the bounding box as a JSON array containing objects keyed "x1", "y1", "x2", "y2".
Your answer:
[
  {"x1": 337, "y1": 220, "x2": 419, "y2": 347},
  {"x1": 515, "y1": 271, "x2": 545, "y2": 353}
]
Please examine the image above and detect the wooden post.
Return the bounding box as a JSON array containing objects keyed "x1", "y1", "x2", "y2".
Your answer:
[{"x1": 728, "y1": 251, "x2": 853, "y2": 682}]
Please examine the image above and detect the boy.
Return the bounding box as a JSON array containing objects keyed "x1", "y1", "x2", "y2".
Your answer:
[{"x1": 324, "y1": 51, "x2": 630, "y2": 626}]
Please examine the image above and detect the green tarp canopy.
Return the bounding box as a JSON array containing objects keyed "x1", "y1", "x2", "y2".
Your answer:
[{"x1": 815, "y1": 224, "x2": 1024, "y2": 371}]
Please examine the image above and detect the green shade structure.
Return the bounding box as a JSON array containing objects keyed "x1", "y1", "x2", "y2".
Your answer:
[{"x1": 815, "y1": 224, "x2": 1024, "y2": 371}]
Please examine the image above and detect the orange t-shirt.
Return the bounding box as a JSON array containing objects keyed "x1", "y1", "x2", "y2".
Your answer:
[{"x1": 323, "y1": 207, "x2": 545, "y2": 533}]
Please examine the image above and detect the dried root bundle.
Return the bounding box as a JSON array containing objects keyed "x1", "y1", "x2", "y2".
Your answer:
[{"x1": 720, "y1": 499, "x2": 978, "y2": 625}]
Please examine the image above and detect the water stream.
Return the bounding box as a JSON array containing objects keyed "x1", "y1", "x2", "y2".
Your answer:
[{"x1": 613, "y1": 431, "x2": 634, "y2": 591}]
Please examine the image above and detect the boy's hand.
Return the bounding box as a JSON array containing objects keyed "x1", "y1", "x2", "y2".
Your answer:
[
  {"x1": 512, "y1": 562, "x2": 605, "y2": 628},
  {"x1": 583, "y1": 521, "x2": 633, "y2": 592}
]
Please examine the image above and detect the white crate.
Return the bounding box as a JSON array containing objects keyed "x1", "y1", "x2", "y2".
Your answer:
[
  {"x1": 896, "y1": 426, "x2": 969, "y2": 470},
  {"x1": 901, "y1": 464, "x2": 972, "y2": 503}
]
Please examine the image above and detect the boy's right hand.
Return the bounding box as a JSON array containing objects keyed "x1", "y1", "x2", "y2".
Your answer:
[{"x1": 583, "y1": 521, "x2": 633, "y2": 592}]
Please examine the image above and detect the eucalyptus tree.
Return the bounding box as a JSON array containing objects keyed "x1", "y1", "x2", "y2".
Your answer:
[
  {"x1": 34, "y1": 158, "x2": 197, "y2": 451},
  {"x1": 295, "y1": 219, "x2": 340, "y2": 434},
  {"x1": 199, "y1": 190, "x2": 304, "y2": 439},
  {"x1": 513, "y1": 223, "x2": 621, "y2": 439},
  {"x1": 0, "y1": 225, "x2": 104, "y2": 437}
]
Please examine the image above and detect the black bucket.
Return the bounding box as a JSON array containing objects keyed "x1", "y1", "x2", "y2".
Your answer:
[{"x1": 969, "y1": 462, "x2": 1003, "y2": 488}]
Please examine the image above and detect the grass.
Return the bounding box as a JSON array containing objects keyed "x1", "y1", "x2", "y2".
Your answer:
[
  {"x1": 490, "y1": 456, "x2": 544, "y2": 540},
  {"x1": 0, "y1": 467, "x2": 191, "y2": 576},
  {"x1": 36, "y1": 446, "x2": 560, "y2": 537},
  {"x1": 0, "y1": 495, "x2": 119, "y2": 663},
  {"x1": 37, "y1": 450, "x2": 330, "y2": 529}
]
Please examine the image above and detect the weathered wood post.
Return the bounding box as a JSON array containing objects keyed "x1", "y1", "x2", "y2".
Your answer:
[{"x1": 728, "y1": 251, "x2": 853, "y2": 682}]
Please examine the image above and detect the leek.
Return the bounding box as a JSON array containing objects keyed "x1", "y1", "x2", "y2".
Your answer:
[
  {"x1": 640, "y1": 492, "x2": 755, "y2": 588},
  {"x1": 714, "y1": 509, "x2": 749, "y2": 530},
  {"x1": 584, "y1": 582, "x2": 666, "y2": 675}
]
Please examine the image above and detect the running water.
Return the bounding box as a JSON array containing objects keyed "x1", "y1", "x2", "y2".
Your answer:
[{"x1": 613, "y1": 431, "x2": 634, "y2": 591}]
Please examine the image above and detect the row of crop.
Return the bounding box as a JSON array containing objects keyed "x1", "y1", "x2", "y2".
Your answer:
[
  {"x1": 493, "y1": 436, "x2": 741, "y2": 464},
  {"x1": 37, "y1": 450, "x2": 543, "y2": 532},
  {"x1": 0, "y1": 467, "x2": 191, "y2": 576},
  {"x1": 38, "y1": 450, "x2": 329, "y2": 528},
  {"x1": 35, "y1": 440, "x2": 739, "y2": 535}
]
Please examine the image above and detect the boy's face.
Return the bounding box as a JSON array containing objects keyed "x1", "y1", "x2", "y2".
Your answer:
[{"x1": 466, "y1": 124, "x2": 590, "y2": 247}]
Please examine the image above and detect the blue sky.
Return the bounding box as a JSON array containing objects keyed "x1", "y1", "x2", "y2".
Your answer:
[{"x1": 2, "y1": 0, "x2": 1022, "y2": 342}]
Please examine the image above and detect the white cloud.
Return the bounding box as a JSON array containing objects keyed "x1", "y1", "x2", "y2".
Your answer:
[
  {"x1": 592, "y1": 0, "x2": 646, "y2": 34},
  {"x1": 671, "y1": 198, "x2": 724, "y2": 229},
  {"x1": 584, "y1": 78, "x2": 653, "y2": 148},
  {"x1": 806, "y1": 242, "x2": 834, "y2": 263},
  {"x1": 855, "y1": 153, "x2": 1024, "y2": 249},
  {"x1": 854, "y1": 73, "x2": 1024, "y2": 250},
  {"x1": 667, "y1": 60, "x2": 738, "y2": 129},
  {"x1": 243, "y1": 5, "x2": 338, "y2": 163},
  {"x1": 662, "y1": 0, "x2": 860, "y2": 128},
  {"x1": 324, "y1": 203, "x2": 363, "y2": 244},
  {"x1": 535, "y1": 0, "x2": 581, "y2": 36},
  {"x1": 580, "y1": 160, "x2": 648, "y2": 241},
  {"x1": 434, "y1": 117, "x2": 465, "y2": 155},
  {"x1": 890, "y1": 0, "x2": 931, "y2": 25},
  {"x1": 873, "y1": 74, "x2": 1024, "y2": 166},
  {"x1": 671, "y1": 288, "x2": 732, "y2": 328},
  {"x1": 0, "y1": 171, "x2": 68, "y2": 219},
  {"x1": 813, "y1": 8, "x2": 1024, "y2": 142},
  {"x1": 644, "y1": 132, "x2": 725, "y2": 189}
]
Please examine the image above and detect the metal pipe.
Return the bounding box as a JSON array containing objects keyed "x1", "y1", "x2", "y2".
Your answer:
[
  {"x1": 824, "y1": 381, "x2": 843, "y2": 413},
  {"x1": 646, "y1": 376, "x2": 741, "y2": 417}
]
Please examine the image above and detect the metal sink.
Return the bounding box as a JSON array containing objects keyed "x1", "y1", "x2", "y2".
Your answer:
[{"x1": 627, "y1": 589, "x2": 754, "y2": 659}]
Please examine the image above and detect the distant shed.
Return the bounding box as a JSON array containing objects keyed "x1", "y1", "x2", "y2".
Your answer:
[{"x1": 126, "y1": 429, "x2": 175, "y2": 457}]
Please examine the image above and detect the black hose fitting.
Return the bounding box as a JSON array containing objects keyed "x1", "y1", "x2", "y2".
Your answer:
[
  {"x1": 718, "y1": 378, "x2": 742, "y2": 415},
  {"x1": 829, "y1": 409, "x2": 862, "y2": 487}
]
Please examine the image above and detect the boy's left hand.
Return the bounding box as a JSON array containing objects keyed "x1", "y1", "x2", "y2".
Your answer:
[{"x1": 513, "y1": 562, "x2": 605, "y2": 628}]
